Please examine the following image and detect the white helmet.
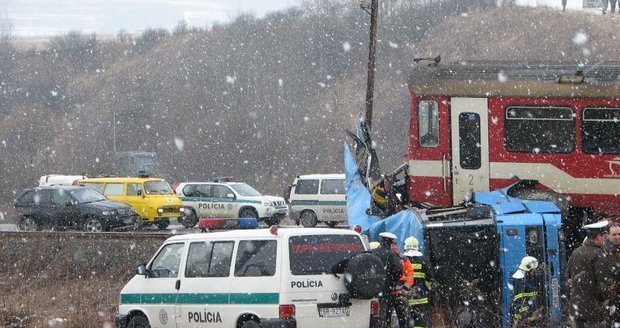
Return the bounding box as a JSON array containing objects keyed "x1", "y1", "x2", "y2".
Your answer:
[
  {"x1": 368, "y1": 241, "x2": 380, "y2": 250},
  {"x1": 518, "y1": 256, "x2": 539, "y2": 272},
  {"x1": 404, "y1": 236, "x2": 419, "y2": 251}
]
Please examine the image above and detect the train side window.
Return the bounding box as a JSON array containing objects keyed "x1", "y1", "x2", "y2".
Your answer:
[
  {"x1": 582, "y1": 108, "x2": 620, "y2": 154},
  {"x1": 504, "y1": 106, "x2": 574, "y2": 153},
  {"x1": 419, "y1": 100, "x2": 439, "y2": 147}
]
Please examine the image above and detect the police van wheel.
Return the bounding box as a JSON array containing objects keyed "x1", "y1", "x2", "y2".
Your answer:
[
  {"x1": 181, "y1": 210, "x2": 198, "y2": 228},
  {"x1": 240, "y1": 320, "x2": 261, "y2": 328},
  {"x1": 156, "y1": 220, "x2": 170, "y2": 230},
  {"x1": 239, "y1": 208, "x2": 258, "y2": 219},
  {"x1": 300, "y1": 211, "x2": 318, "y2": 228},
  {"x1": 127, "y1": 315, "x2": 150, "y2": 328},
  {"x1": 344, "y1": 252, "x2": 385, "y2": 299}
]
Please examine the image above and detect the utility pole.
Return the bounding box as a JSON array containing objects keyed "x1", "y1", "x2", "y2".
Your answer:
[{"x1": 361, "y1": 0, "x2": 379, "y2": 131}]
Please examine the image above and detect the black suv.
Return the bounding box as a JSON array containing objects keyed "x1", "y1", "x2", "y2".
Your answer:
[{"x1": 14, "y1": 185, "x2": 140, "y2": 232}]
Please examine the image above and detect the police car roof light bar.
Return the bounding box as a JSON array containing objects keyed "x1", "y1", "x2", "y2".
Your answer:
[{"x1": 209, "y1": 176, "x2": 235, "y2": 182}]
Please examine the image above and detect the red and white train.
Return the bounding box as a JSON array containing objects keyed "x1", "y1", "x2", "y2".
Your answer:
[{"x1": 404, "y1": 61, "x2": 620, "y2": 227}]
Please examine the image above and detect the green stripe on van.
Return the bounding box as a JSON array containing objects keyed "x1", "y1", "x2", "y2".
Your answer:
[
  {"x1": 290, "y1": 200, "x2": 346, "y2": 206},
  {"x1": 179, "y1": 197, "x2": 261, "y2": 205},
  {"x1": 121, "y1": 293, "x2": 279, "y2": 305}
]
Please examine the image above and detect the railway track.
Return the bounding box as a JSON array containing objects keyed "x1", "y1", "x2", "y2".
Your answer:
[{"x1": 0, "y1": 230, "x2": 179, "y2": 240}]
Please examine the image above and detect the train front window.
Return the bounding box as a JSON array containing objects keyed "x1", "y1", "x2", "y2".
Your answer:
[
  {"x1": 582, "y1": 108, "x2": 620, "y2": 154},
  {"x1": 504, "y1": 106, "x2": 575, "y2": 153},
  {"x1": 419, "y1": 100, "x2": 439, "y2": 147}
]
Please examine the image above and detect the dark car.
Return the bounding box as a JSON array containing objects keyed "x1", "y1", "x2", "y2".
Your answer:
[{"x1": 14, "y1": 185, "x2": 140, "y2": 232}]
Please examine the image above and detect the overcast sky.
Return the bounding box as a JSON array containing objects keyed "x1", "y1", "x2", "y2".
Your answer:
[{"x1": 0, "y1": 0, "x2": 303, "y2": 36}]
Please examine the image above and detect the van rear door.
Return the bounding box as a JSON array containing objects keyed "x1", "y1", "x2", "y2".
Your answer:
[{"x1": 283, "y1": 234, "x2": 370, "y2": 328}]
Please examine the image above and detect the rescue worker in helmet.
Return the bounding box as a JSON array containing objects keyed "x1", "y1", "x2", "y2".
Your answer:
[
  {"x1": 370, "y1": 232, "x2": 406, "y2": 328},
  {"x1": 403, "y1": 236, "x2": 434, "y2": 328},
  {"x1": 509, "y1": 256, "x2": 542, "y2": 328}
]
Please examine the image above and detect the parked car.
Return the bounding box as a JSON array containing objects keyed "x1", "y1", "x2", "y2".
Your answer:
[
  {"x1": 175, "y1": 178, "x2": 288, "y2": 228},
  {"x1": 79, "y1": 176, "x2": 184, "y2": 230},
  {"x1": 14, "y1": 185, "x2": 140, "y2": 232}
]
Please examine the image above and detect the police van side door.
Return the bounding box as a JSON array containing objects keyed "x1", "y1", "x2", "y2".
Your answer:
[
  {"x1": 131, "y1": 242, "x2": 185, "y2": 328},
  {"x1": 177, "y1": 240, "x2": 234, "y2": 327},
  {"x1": 450, "y1": 97, "x2": 490, "y2": 204}
]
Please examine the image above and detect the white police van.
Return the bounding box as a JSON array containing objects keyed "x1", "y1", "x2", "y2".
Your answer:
[
  {"x1": 284, "y1": 174, "x2": 346, "y2": 228},
  {"x1": 116, "y1": 227, "x2": 383, "y2": 328},
  {"x1": 175, "y1": 178, "x2": 288, "y2": 228}
]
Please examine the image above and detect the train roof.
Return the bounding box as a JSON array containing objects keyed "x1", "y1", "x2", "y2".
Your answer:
[{"x1": 407, "y1": 60, "x2": 620, "y2": 98}]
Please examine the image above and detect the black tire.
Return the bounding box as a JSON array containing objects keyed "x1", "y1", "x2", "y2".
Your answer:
[
  {"x1": 181, "y1": 209, "x2": 198, "y2": 228},
  {"x1": 127, "y1": 315, "x2": 151, "y2": 328},
  {"x1": 18, "y1": 217, "x2": 39, "y2": 231},
  {"x1": 344, "y1": 252, "x2": 385, "y2": 299},
  {"x1": 240, "y1": 320, "x2": 261, "y2": 328},
  {"x1": 300, "y1": 211, "x2": 318, "y2": 228},
  {"x1": 326, "y1": 221, "x2": 338, "y2": 228},
  {"x1": 84, "y1": 217, "x2": 106, "y2": 232},
  {"x1": 264, "y1": 217, "x2": 281, "y2": 226},
  {"x1": 156, "y1": 219, "x2": 170, "y2": 230},
  {"x1": 239, "y1": 208, "x2": 258, "y2": 219}
]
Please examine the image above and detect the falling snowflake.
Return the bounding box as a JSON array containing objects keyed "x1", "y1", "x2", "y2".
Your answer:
[
  {"x1": 572, "y1": 31, "x2": 588, "y2": 46},
  {"x1": 342, "y1": 42, "x2": 351, "y2": 52},
  {"x1": 174, "y1": 137, "x2": 184, "y2": 151}
]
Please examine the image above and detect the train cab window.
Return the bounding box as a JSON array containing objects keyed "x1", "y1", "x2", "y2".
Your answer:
[
  {"x1": 418, "y1": 100, "x2": 439, "y2": 147},
  {"x1": 504, "y1": 106, "x2": 575, "y2": 153},
  {"x1": 582, "y1": 108, "x2": 620, "y2": 154}
]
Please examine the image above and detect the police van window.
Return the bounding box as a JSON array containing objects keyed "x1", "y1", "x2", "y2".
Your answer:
[
  {"x1": 295, "y1": 179, "x2": 319, "y2": 195},
  {"x1": 104, "y1": 183, "x2": 124, "y2": 196},
  {"x1": 505, "y1": 106, "x2": 575, "y2": 153},
  {"x1": 459, "y1": 112, "x2": 481, "y2": 170},
  {"x1": 150, "y1": 243, "x2": 185, "y2": 278},
  {"x1": 185, "y1": 241, "x2": 234, "y2": 278},
  {"x1": 235, "y1": 240, "x2": 277, "y2": 277},
  {"x1": 419, "y1": 100, "x2": 439, "y2": 147},
  {"x1": 82, "y1": 183, "x2": 104, "y2": 194},
  {"x1": 289, "y1": 235, "x2": 364, "y2": 275},
  {"x1": 320, "y1": 179, "x2": 345, "y2": 194},
  {"x1": 582, "y1": 108, "x2": 620, "y2": 154}
]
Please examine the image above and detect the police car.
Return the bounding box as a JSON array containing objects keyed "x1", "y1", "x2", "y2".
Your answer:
[
  {"x1": 175, "y1": 178, "x2": 288, "y2": 227},
  {"x1": 116, "y1": 227, "x2": 383, "y2": 328}
]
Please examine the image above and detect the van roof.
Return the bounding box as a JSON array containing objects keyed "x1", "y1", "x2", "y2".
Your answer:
[
  {"x1": 296, "y1": 174, "x2": 345, "y2": 180},
  {"x1": 80, "y1": 177, "x2": 165, "y2": 183},
  {"x1": 165, "y1": 227, "x2": 359, "y2": 242}
]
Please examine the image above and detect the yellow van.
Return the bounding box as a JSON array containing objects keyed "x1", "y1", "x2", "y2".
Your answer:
[{"x1": 79, "y1": 177, "x2": 184, "y2": 229}]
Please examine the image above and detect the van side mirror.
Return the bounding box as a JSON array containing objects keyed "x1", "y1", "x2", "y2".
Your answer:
[
  {"x1": 136, "y1": 264, "x2": 148, "y2": 276},
  {"x1": 137, "y1": 189, "x2": 142, "y2": 196}
]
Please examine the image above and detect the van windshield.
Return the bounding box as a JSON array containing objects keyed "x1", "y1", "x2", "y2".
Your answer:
[
  {"x1": 230, "y1": 183, "x2": 261, "y2": 197},
  {"x1": 289, "y1": 235, "x2": 364, "y2": 275},
  {"x1": 144, "y1": 181, "x2": 174, "y2": 195}
]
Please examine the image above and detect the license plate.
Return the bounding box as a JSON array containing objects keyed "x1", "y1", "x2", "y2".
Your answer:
[{"x1": 319, "y1": 307, "x2": 350, "y2": 317}]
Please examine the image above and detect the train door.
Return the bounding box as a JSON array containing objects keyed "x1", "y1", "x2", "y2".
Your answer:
[{"x1": 450, "y1": 97, "x2": 490, "y2": 204}]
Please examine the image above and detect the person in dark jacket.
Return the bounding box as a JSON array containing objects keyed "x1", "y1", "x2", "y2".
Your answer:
[
  {"x1": 371, "y1": 232, "x2": 404, "y2": 328},
  {"x1": 509, "y1": 256, "x2": 542, "y2": 327},
  {"x1": 604, "y1": 222, "x2": 620, "y2": 327},
  {"x1": 568, "y1": 220, "x2": 612, "y2": 328}
]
